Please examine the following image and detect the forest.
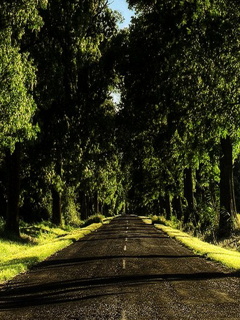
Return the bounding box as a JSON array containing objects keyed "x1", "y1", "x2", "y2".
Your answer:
[{"x1": 1, "y1": 0, "x2": 240, "y2": 240}]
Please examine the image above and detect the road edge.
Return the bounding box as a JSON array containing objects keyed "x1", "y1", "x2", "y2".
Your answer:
[{"x1": 141, "y1": 216, "x2": 240, "y2": 270}]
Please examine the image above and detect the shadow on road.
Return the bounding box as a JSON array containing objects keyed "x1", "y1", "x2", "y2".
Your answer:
[
  {"x1": 34, "y1": 254, "x2": 200, "y2": 269},
  {"x1": 1, "y1": 216, "x2": 239, "y2": 316},
  {"x1": 1, "y1": 266, "x2": 240, "y2": 310}
]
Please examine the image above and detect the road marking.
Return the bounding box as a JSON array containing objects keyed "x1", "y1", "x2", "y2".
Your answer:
[
  {"x1": 121, "y1": 310, "x2": 127, "y2": 320},
  {"x1": 126, "y1": 226, "x2": 129, "y2": 230},
  {"x1": 123, "y1": 259, "x2": 126, "y2": 269},
  {"x1": 124, "y1": 245, "x2": 127, "y2": 251},
  {"x1": 125, "y1": 237, "x2": 128, "y2": 242}
]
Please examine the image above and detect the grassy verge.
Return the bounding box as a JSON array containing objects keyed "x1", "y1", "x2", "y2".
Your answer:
[
  {"x1": 154, "y1": 223, "x2": 240, "y2": 270},
  {"x1": 139, "y1": 216, "x2": 153, "y2": 225},
  {"x1": 0, "y1": 220, "x2": 104, "y2": 284}
]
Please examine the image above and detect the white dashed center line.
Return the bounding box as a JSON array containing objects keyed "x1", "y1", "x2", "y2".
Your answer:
[
  {"x1": 124, "y1": 245, "x2": 127, "y2": 251},
  {"x1": 123, "y1": 259, "x2": 126, "y2": 269},
  {"x1": 121, "y1": 310, "x2": 127, "y2": 320}
]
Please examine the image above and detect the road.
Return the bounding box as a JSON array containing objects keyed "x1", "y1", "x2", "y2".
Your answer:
[{"x1": 1, "y1": 215, "x2": 240, "y2": 319}]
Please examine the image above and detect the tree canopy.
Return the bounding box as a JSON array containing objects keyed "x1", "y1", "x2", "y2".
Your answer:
[{"x1": 1, "y1": 0, "x2": 240, "y2": 239}]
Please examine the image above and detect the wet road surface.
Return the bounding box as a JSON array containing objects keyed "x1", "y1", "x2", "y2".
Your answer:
[{"x1": 1, "y1": 215, "x2": 240, "y2": 319}]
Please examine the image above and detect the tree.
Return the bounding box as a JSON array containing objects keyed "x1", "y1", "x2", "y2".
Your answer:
[
  {"x1": 121, "y1": 0, "x2": 240, "y2": 237},
  {"x1": 0, "y1": 0, "x2": 46, "y2": 236},
  {"x1": 20, "y1": 0, "x2": 123, "y2": 225}
]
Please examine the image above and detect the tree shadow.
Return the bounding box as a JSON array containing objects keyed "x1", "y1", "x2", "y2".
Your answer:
[
  {"x1": 0, "y1": 257, "x2": 40, "y2": 270},
  {"x1": 0, "y1": 268, "x2": 239, "y2": 310},
  {"x1": 80, "y1": 235, "x2": 169, "y2": 242},
  {"x1": 1, "y1": 216, "x2": 238, "y2": 312},
  {"x1": 31, "y1": 254, "x2": 200, "y2": 271}
]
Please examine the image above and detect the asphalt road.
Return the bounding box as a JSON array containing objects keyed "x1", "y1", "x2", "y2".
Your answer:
[{"x1": 1, "y1": 215, "x2": 240, "y2": 320}]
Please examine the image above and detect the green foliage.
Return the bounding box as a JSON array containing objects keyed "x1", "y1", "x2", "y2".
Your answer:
[
  {"x1": 118, "y1": 0, "x2": 240, "y2": 236},
  {"x1": 195, "y1": 202, "x2": 219, "y2": 238},
  {"x1": 62, "y1": 187, "x2": 82, "y2": 227},
  {"x1": 0, "y1": 30, "x2": 38, "y2": 151},
  {"x1": 82, "y1": 214, "x2": 105, "y2": 227},
  {"x1": 0, "y1": 0, "x2": 125, "y2": 231},
  {"x1": 150, "y1": 215, "x2": 182, "y2": 230},
  {"x1": 2, "y1": 0, "x2": 240, "y2": 239}
]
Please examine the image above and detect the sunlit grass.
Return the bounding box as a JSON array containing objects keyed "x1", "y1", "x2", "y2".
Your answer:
[
  {"x1": 102, "y1": 217, "x2": 115, "y2": 224},
  {"x1": 150, "y1": 215, "x2": 181, "y2": 229},
  {"x1": 139, "y1": 216, "x2": 152, "y2": 225},
  {"x1": 0, "y1": 222, "x2": 102, "y2": 284},
  {"x1": 155, "y1": 224, "x2": 240, "y2": 270}
]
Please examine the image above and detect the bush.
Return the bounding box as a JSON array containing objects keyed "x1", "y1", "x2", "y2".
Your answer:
[
  {"x1": 150, "y1": 215, "x2": 182, "y2": 229},
  {"x1": 62, "y1": 187, "x2": 82, "y2": 227},
  {"x1": 82, "y1": 214, "x2": 105, "y2": 227}
]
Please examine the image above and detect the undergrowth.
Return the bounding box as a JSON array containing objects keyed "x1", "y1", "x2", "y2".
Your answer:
[
  {"x1": 149, "y1": 213, "x2": 220, "y2": 242},
  {"x1": 81, "y1": 214, "x2": 105, "y2": 227},
  {"x1": 150, "y1": 215, "x2": 182, "y2": 229}
]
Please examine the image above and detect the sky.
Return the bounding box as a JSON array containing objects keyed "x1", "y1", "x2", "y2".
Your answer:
[
  {"x1": 108, "y1": 0, "x2": 135, "y2": 29},
  {"x1": 108, "y1": 0, "x2": 135, "y2": 105}
]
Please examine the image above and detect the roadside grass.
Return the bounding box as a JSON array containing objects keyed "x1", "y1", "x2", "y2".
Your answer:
[
  {"x1": 0, "y1": 217, "x2": 107, "y2": 284},
  {"x1": 154, "y1": 223, "x2": 240, "y2": 270},
  {"x1": 149, "y1": 215, "x2": 181, "y2": 229},
  {"x1": 139, "y1": 216, "x2": 153, "y2": 225}
]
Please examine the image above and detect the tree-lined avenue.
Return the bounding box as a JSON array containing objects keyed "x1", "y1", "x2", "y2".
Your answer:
[{"x1": 1, "y1": 216, "x2": 240, "y2": 319}]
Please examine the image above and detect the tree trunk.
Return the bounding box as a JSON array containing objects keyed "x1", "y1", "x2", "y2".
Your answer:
[
  {"x1": 219, "y1": 135, "x2": 237, "y2": 237},
  {"x1": 79, "y1": 191, "x2": 87, "y2": 220},
  {"x1": 84, "y1": 195, "x2": 92, "y2": 219},
  {"x1": 102, "y1": 204, "x2": 109, "y2": 216},
  {"x1": 94, "y1": 191, "x2": 99, "y2": 214},
  {"x1": 89, "y1": 196, "x2": 94, "y2": 216},
  {"x1": 52, "y1": 188, "x2": 62, "y2": 225},
  {"x1": 51, "y1": 156, "x2": 62, "y2": 225},
  {"x1": 99, "y1": 201, "x2": 103, "y2": 214},
  {"x1": 159, "y1": 196, "x2": 165, "y2": 215},
  {"x1": 5, "y1": 143, "x2": 21, "y2": 237},
  {"x1": 209, "y1": 178, "x2": 217, "y2": 207},
  {"x1": 183, "y1": 167, "x2": 195, "y2": 223},
  {"x1": 195, "y1": 167, "x2": 204, "y2": 204},
  {"x1": 165, "y1": 192, "x2": 172, "y2": 220},
  {"x1": 172, "y1": 196, "x2": 183, "y2": 220}
]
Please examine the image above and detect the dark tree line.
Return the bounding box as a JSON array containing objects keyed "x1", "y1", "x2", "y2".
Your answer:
[
  {"x1": 118, "y1": 0, "x2": 240, "y2": 238},
  {"x1": 0, "y1": 0, "x2": 127, "y2": 237},
  {"x1": 1, "y1": 0, "x2": 240, "y2": 239}
]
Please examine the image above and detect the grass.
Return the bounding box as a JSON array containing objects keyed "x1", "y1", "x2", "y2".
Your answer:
[
  {"x1": 149, "y1": 215, "x2": 181, "y2": 229},
  {"x1": 0, "y1": 220, "x2": 103, "y2": 284},
  {"x1": 154, "y1": 223, "x2": 240, "y2": 270},
  {"x1": 139, "y1": 216, "x2": 153, "y2": 225}
]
